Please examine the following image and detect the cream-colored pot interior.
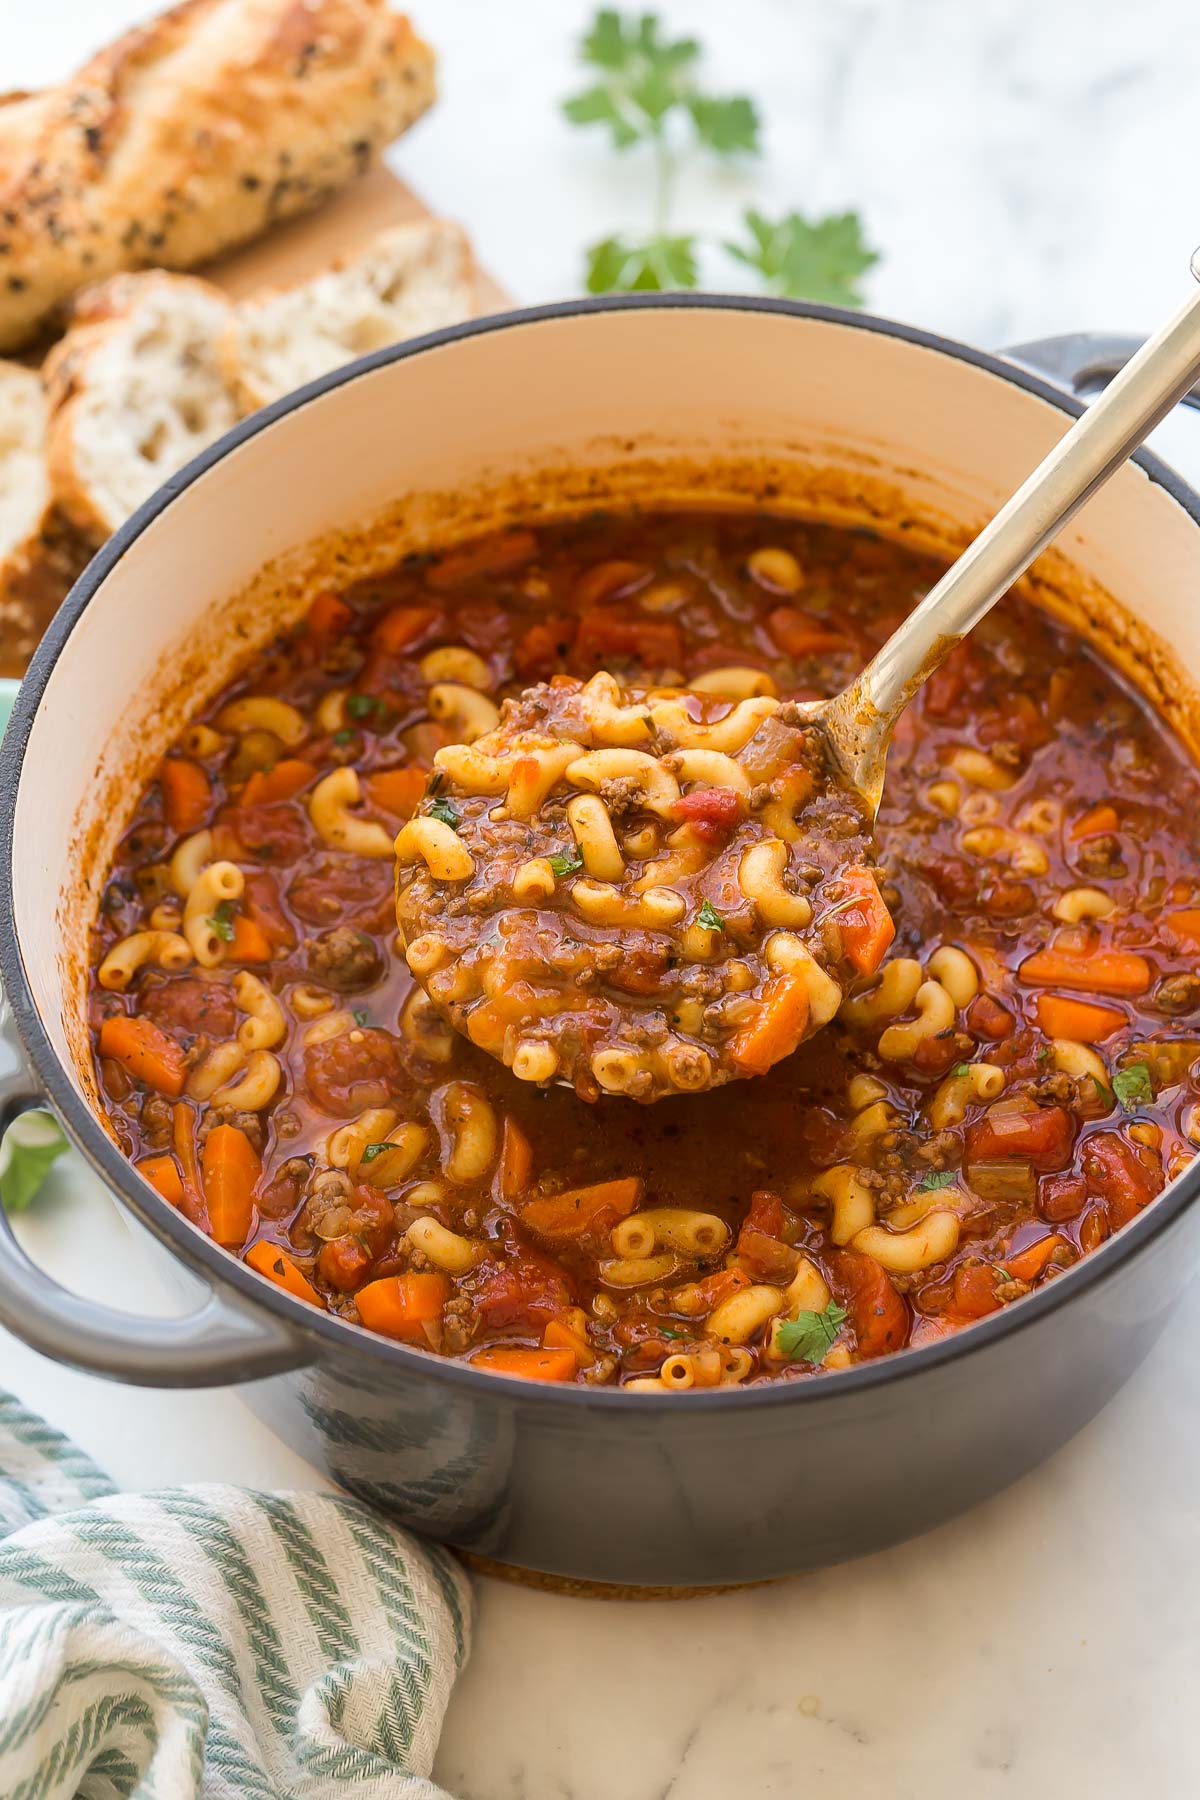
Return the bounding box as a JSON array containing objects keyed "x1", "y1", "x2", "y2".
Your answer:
[{"x1": 14, "y1": 302, "x2": 1200, "y2": 1108}]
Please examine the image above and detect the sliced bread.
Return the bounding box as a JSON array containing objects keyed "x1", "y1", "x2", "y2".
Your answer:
[
  {"x1": 42, "y1": 272, "x2": 239, "y2": 541},
  {"x1": 0, "y1": 360, "x2": 65, "y2": 672},
  {"x1": 223, "y1": 219, "x2": 476, "y2": 412},
  {"x1": 0, "y1": 361, "x2": 49, "y2": 573}
]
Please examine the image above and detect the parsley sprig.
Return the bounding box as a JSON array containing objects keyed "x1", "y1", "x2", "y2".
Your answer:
[
  {"x1": 564, "y1": 10, "x2": 878, "y2": 303},
  {"x1": 774, "y1": 1301, "x2": 848, "y2": 1366}
]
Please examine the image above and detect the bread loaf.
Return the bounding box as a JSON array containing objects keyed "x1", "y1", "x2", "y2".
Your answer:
[
  {"x1": 0, "y1": 0, "x2": 436, "y2": 352},
  {"x1": 224, "y1": 218, "x2": 476, "y2": 410}
]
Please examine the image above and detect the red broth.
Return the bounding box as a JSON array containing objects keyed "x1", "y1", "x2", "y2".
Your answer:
[{"x1": 87, "y1": 510, "x2": 1200, "y2": 1386}]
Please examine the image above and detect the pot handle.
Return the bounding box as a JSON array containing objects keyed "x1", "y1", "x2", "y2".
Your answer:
[
  {"x1": 1004, "y1": 331, "x2": 1200, "y2": 411},
  {"x1": 0, "y1": 1053, "x2": 310, "y2": 1390}
]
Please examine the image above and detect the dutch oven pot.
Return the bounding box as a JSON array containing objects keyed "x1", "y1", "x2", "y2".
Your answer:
[{"x1": 1, "y1": 298, "x2": 1199, "y2": 1588}]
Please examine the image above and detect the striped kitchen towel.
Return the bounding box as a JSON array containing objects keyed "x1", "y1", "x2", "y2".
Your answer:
[{"x1": 0, "y1": 1390, "x2": 471, "y2": 1798}]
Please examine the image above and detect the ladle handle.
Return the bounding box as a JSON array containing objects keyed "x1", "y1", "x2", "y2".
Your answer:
[{"x1": 826, "y1": 251, "x2": 1200, "y2": 805}]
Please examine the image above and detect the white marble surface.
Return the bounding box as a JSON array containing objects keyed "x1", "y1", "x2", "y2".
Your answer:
[{"x1": 8, "y1": 2, "x2": 1200, "y2": 1794}]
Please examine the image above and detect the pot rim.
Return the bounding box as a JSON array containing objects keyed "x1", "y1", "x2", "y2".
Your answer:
[{"x1": 4, "y1": 290, "x2": 1199, "y2": 1408}]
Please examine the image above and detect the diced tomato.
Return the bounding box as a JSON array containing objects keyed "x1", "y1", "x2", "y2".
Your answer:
[
  {"x1": 830, "y1": 1250, "x2": 909, "y2": 1358},
  {"x1": 303, "y1": 1027, "x2": 405, "y2": 1117},
  {"x1": 976, "y1": 692, "x2": 1051, "y2": 751},
  {"x1": 1081, "y1": 1131, "x2": 1165, "y2": 1231},
  {"x1": 670, "y1": 1266, "x2": 751, "y2": 1318},
  {"x1": 514, "y1": 616, "x2": 578, "y2": 679},
  {"x1": 909, "y1": 1313, "x2": 960, "y2": 1348},
  {"x1": 965, "y1": 1105, "x2": 1076, "y2": 1172},
  {"x1": 242, "y1": 871, "x2": 296, "y2": 951},
  {"x1": 966, "y1": 993, "x2": 1016, "y2": 1041},
  {"x1": 231, "y1": 801, "x2": 310, "y2": 866},
  {"x1": 140, "y1": 977, "x2": 237, "y2": 1042},
  {"x1": 921, "y1": 660, "x2": 965, "y2": 720},
  {"x1": 287, "y1": 857, "x2": 394, "y2": 930},
  {"x1": 473, "y1": 1250, "x2": 573, "y2": 1332},
  {"x1": 670, "y1": 786, "x2": 742, "y2": 842},
  {"x1": 736, "y1": 1190, "x2": 795, "y2": 1281},
  {"x1": 606, "y1": 947, "x2": 670, "y2": 997},
  {"x1": 767, "y1": 606, "x2": 848, "y2": 658},
  {"x1": 573, "y1": 608, "x2": 683, "y2": 672},
  {"x1": 1038, "y1": 1173, "x2": 1088, "y2": 1223},
  {"x1": 426, "y1": 529, "x2": 538, "y2": 590}
]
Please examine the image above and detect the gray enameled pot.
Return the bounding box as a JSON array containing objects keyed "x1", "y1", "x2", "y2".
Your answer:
[{"x1": 0, "y1": 297, "x2": 1197, "y2": 1586}]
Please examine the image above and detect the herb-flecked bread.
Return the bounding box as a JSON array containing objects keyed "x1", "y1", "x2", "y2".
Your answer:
[{"x1": 0, "y1": 0, "x2": 436, "y2": 352}]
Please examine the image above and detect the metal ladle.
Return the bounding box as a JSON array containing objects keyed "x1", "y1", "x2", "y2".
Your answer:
[{"x1": 812, "y1": 250, "x2": 1200, "y2": 814}]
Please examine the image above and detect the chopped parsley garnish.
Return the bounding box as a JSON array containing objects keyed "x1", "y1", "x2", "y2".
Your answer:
[
  {"x1": 353, "y1": 1009, "x2": 369, "y2": 1026},
  {"x1": 951, "y1": 1061, "x2": 971, "y2": 1078},
  {"x1": 207, "y1": 900, "x2": 236, "y2": 942},
  {"x1": 359, "y1": 1142, "x2": 393, "y2": 1164},
  {"x1": 917, "y1": 1169, "x2": 957, "y2": 1192},
  {"x1": 548, "y1": 846, "x2": 585, "y2": 878},
  {"x1": 427, "y1": 798, "x2": 461, "y2": 830},
  {"x1": 774, "y1": 1301, "x2": 848, "y2": 1365},
  {"x1": 697, "y1": 899, "x2": 725, "y2": 931},
  {"x1": 332, "y1": 727, "x2": 356, "y2": 746},
  {"x1": 1113, "y1": 1062, "x2": 1153, "y2": 1113},
  {"x1": 346, "y1": 693, "x2": 380, "y2": 720}
]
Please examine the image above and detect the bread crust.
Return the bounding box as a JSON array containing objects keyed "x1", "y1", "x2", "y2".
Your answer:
[
  {"x1": 220, "y1": 218, "x2": 477, "y2": 411},
  {"x1": 43, "y1": 272, "x2": 238, "y2": 541},
  {"x1": 0, "y1": 0, "x2": 436, "y2": 351}
]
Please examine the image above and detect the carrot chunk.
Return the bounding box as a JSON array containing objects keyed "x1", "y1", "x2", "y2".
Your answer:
[
  {"x1": 542, "y1": 1316, "x2": 594, "y2": 1368},
  {"x1": 136, "y1": 1154, "x2": 184, "y2": 1206},
  {"x1": 1003, "y1": 1233, "x2": 1066, "y2": 1283},
  {"x1": 729, "y1": 972, "x2": 810, "y2": 1076},
  {"x1": 246, "y1": 1238, "x2": 321, "y2": 1306},
  {"x1": 371, "y1": 605, "x2": 439, "y2": 654},
  {"x1": 498, "y1": 1115, "x2": 533, "y2": 1204},
  {"x1": 1071, "y1": 803, "x2": 1119, "y2": 840},
  {"x1": 521, "y1": 1176, "x2": 642, "y2": 1240},
  {"x1": 201, "y1": 1124, "x2": 261, "y2": 1247},
  {"x1": 356, "y1": 1271, "x2": 449, "y2": 1340},
  {"x1": 365, "y1": 766, "x2": 428, "y2": 819},
  {"x1": 160, "y1": 758, "x2": 212, "y2": 834},
  {"x1": 98, "y1": 1015, "x2": 187, "y2": 1097},
  {"x1": 471, "y1": 1346, "x2": 576, "y2": 1381},
  {"x1": 426, "y1": 529, "x2": 538, "y2": 590},
  {"x1": 951, "y1": 1261, "x2": 1003, "y2": 1320},
  {"x1": 1019, "y1": 944, "x2": 1151, "y2": 997},
  {"x1": 835, "y1": 868, "x2": 895, "y2": 976},
  {"x1": 239, "y1": 759, "x2": 317, "y2": 806},
  {"x1": 1165, "y1": 909, "x2": 1200, "y2": 950},
  {"x1": 1035, "y1": 993, "x2": 1127, "y2": 1043},
  {"x1": 305, "y1": 591, "x2": 353, "y2": 647},
  {"x1": 227, "y1": 914, "x2": 273, "y2": 964},
  {"x1": 767, "y1": 606, "x2": 848, "y2": 657}
]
